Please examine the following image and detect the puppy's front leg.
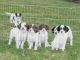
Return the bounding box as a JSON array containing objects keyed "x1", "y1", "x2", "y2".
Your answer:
[
  {"x1": 21, "y1": 40, "x2": 25, "y2": 49},
  {"x1": 28, "y1": 42, "x2": 33, "y2": 50},
  {"x1": 10, "y1": 18, "x2": 13, "y2": 23},
  {"x1": 39, "y1": 42, "x2": 41, "y2": 47},
  {"x1": 61, "y1": 41, "x2": 66, "y2": 51},
  {"x1": 8, "y1": 34, "x2": 13, "y2": 45},
  {"x1": 34, "y1": 41, "x2": 38, "y2": 50},
  {"x1": 44, "y1": 35, "x2": 49, "y2": 47},
  {"x1": 38, "y1": 39, "x2": 41, "y2": 47},
  {"x1": 16, "y1": 40, "x2": 20, "y2": 49},
  {"x1": 45, "y1": 41, "x2": 49, "y2": 48}
]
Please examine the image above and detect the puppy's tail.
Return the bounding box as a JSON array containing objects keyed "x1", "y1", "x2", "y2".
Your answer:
[{"x1": 5, "y1": 12, "x2": 12, "y2": 16}]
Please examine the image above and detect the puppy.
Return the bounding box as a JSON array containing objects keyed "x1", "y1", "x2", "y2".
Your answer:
[
  {"x1": 38, "y1": 24, "x2": 50, "y2": 48},
  {"x1": 27, "y1": 24, "x2": 39, "y2": 50},
  {"x1": 5, "y1": 12, "x2": 22, "y2": 26},
  {"x1": 8, "y1": 22, "x2": 29, "y2": 49},
  {"x1": 51, "y1": 25, "x2": 73, "y2": 51}
]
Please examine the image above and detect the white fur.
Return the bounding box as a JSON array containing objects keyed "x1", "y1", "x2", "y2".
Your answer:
[
  {"x1": 51, "y1": 25, "x2": 73, "y2": 51},
  {"x1": 38, "y1": 28, "x2": 49, "y2": 48},
  {"x1": 27, "y1": 28, "x2": 39, "y2": 50},
  {"x1": 8, "y1": 22, "x2": 27, "y2": 49}
]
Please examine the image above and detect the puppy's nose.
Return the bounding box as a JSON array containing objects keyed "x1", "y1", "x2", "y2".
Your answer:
[
  {"x1": 55, "y1": 32, "x2": 57, "y2": 34},
  {"x1": 30, "y1": 29, "x2": 31, "y2": 31}
]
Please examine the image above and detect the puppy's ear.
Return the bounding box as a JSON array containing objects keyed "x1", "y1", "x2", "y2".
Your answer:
[
  {"x1": 15, "y1": 13, "x2": 17, "y2": 17},
  {"x1": 51, "y1": 26, "x2": 56, "y2": 33},
  {"x1": 17, "y1": 23, "x2": 21, "y2": 29},
  {"x1": 33, "y1": 25, "x2": 39, "y2": 33},
  {"x1": 64, "y1": 26, "x2": 69, "y2": 32},
  {"x1": 57, "y1": 26, "x2": 60, "y2": 31},
  {"x1": 39, "y1": 24, "x2": 42, "y2": 30},
  {"x1": 15, "y1": 13, "x2": 21, "y2": 17},
  {"x1": 45, "y1": 25, "x2": 49, "y2": 30},
  {"x1": 25, "y1": 24, "x2": 31, "y2": 31},
  {"x1": 19, "y1": 13, "x2": 21, "y2": 17}
]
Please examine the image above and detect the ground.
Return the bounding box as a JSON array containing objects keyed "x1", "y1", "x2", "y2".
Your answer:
[{"x1": 0, "y1": 0, "x2": 80, "y2": 60}]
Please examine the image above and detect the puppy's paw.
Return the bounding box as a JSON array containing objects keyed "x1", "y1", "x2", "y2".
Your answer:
[
  {"x1": 16, "y1": 46, "x2": 20, "y2": 49},
  {"x1": 70, "y1": 43, "x2": 73, "y2": 46},
  {"x1": 28, "y1": 47, "x2": 31, "y2": 50},
  {"x1": 55, "y1": 48, "x2": 58, "y2": 50},
  {"x1": 34, "y1": 48, "x2": 37, "y2": 51},
  {"x1": 8, "y1": 43, "x2": 11, "y2": 45},
  {"x1": 51, "y1": 46, "x2": 55, "y2": 50},
  {"x1": 62, "y1": 49, "x2": 65, "y2": 51}
]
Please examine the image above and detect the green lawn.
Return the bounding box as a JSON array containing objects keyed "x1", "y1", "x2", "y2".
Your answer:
[{"x1": 0, "y1": 0, "x2": 80, "y2": 60}]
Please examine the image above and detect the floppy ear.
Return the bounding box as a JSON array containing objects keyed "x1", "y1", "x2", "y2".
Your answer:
[
  {"x1": 19, "y1": 13, "x2": 21, "y2": 17},
  {"x1": 45, "y1": 25, "x2": 49, "y2": 30},
  {"x1": 39, "y1": 24, "x2": 43, "y2": 30},
  {"x1": 51, "y1": 26, "x2": 56, "y2": 33},
  {"x1": 17, "y1": 23, "x2": 21, "y2": 29},
  {"x1": 33, "y1": 25, "x2": 39, "y2": 33},
  {"x1": 25, "y1": 24, "x2": 31, "y2": 31},
  {"x1": 15, "y1": 13, "x2": 17, "y2": 16},
  {"x1": 57, "y1": 26, "x2": 60, "y2": 31},
  {"x1": 64, "y1": 26, "x2": 69, "y2": 32}
]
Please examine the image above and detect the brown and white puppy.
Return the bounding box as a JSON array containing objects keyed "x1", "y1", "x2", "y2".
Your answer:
[
  {"x1": 38, "y1": 24, "x2": 50, "y2": 48},
  {"x1": 5, "y1": 12, "x2": 22, "y2": 26},
  {"x1": 27, "y1": 24, "x2": 40, "y2": 50},
  {"x1": 8, "y1": 22, "x2": 29, "y2": 49}
]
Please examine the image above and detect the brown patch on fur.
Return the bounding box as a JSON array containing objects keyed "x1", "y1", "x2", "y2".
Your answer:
[
  {"x1": 39, "y1": 24, "x2": 49, "y2": 30},
  {"x1": 32, "y1": 24, "x2": 39, "y2": 33}
]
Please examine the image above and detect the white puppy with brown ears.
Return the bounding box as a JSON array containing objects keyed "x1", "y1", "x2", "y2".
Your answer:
[
  {"x1": 38, "y1": 24, "x2": 50, "y2": 48},
  {"x1": 8, "y1": 22, "x2": 29, "y2": 49},
  {"x1": 27, "y1": 24, "x2": 40, "y2": 50},
  {"x1": 51, "y1": 25, "x2": 73, "y2": 51},
  {"x1": 5, "y1": 12, "x2": 22, "y2": 26}
]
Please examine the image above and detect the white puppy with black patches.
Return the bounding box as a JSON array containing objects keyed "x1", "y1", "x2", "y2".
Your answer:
[
  {"x1": 51, "y1": 25, "x2": 73, "y2": 51},
  {"x1": 8, "y1": 22, "x2": 29, "y2": 49},
  {"x1": 38, "y1": 24, "x2": 50, "y2": 48},
  {"x1": 5, "y1": 12, "x2": 22, "y2": 26},
  {"x1": 27, "y1": 24, "x2": 39, "y2": 50}
]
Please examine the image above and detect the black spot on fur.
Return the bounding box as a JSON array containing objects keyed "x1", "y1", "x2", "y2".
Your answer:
[
  {"x1": 17, "y1": 23, "x2": 21, "y2": 29},
  {"x1": 19, "y1": 13, "x2": 21, "y2": 17},
  {"x1": 51, "y1": 26, "x2": 56, "y2": 33},
  {"x1": 15, "y1": 13, "x2": 21, "y2": 17},
  {"x1": 15, "y1": 13, "x2": 17, "y2": 17},
  {"x1": 63, "y1": 26, "x2": 69, "y2": 32},
  {"x1": 25, "y1": 24, "x2": 31, "y2": 31},
  {"x1": 13, "y1": 16, "x2": 15, "y2": 21},
  {"x1": 57, "y1": 25, "x2": 60, "y2": 32}
]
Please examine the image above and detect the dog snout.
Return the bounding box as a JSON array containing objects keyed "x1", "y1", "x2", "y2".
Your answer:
[
  {"x1": 29, "y1": 29, "x2": 31, "y2": 31},
  {"x1": 61, "y1": 31, "x2": 63, "y2": 33},
  {"x1": 55, "y1": 32, "x2": 57, "y2": 34}
]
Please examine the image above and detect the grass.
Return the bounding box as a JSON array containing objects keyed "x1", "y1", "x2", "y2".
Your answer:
[{"x1": 0, "y1": 0, "x2": 80, "y2": 60}]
